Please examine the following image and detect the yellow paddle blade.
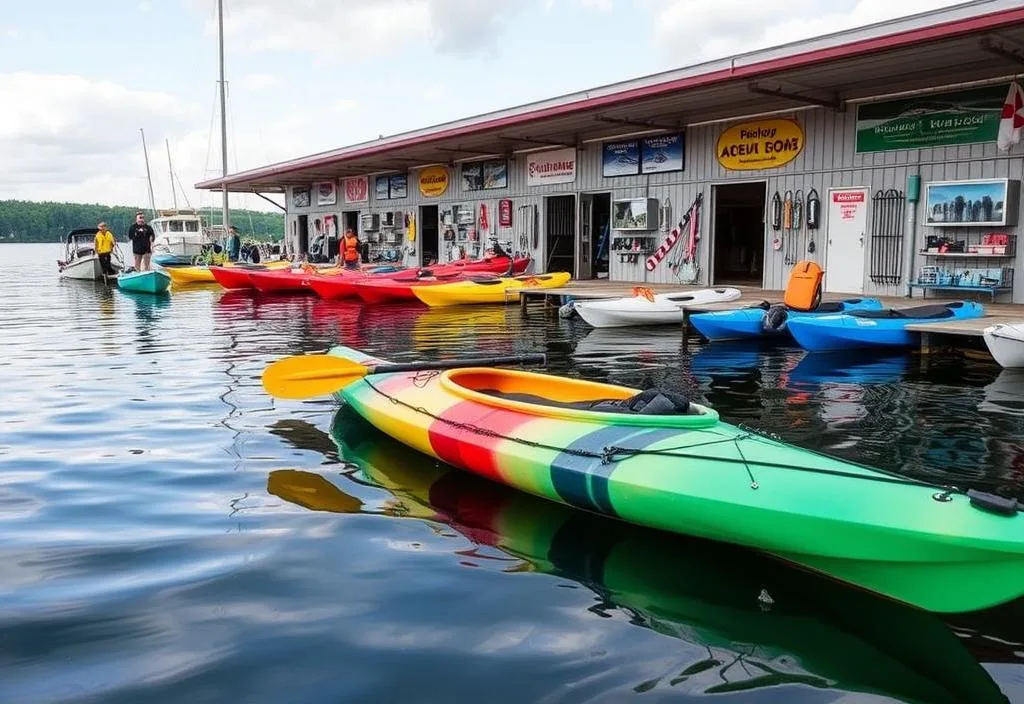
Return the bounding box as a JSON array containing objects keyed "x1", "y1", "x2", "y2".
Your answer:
[
  {"x1": 267, "y1": 469, "x2": 364, "y2": 514},
  {"x1": 261, "y1": 354, "x2": 371, "y2": 399}
]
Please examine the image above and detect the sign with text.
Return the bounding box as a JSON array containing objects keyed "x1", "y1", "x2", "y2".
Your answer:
[
  {"x1": 716, "y1": 118, "x2": 804, "y2": 171},
  {"x1": 526, "y1": 147, "x2": 576, "y2": 186},
  {"x1": 855, "y1": 84, "x2": 1007, "y2": 153},
  {"x1": 418, "y1": 166, "x2": 449, "y2": 197}
]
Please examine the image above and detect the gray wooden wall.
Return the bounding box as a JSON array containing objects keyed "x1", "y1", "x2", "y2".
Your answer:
[{"x1": 283, "y1": 101, "x2": 1024, "y2": 303}]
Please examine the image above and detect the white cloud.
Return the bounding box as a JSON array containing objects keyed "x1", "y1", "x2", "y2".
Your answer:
[
  {"x1": 581, "y1": 0, "x2": 613, "y2": 10},
  {"x1": 647, "y1": 0, "x2": 965, "y2": 65},
  {"x1": 207, "y1": 0, "x2": 525, "y2": 59},
  {"x1": 0, "y1": 72, "x2": 312, "y2": 211},
  {"x1": 237, "y1": 72, "x2": 279, "y2": 91}
]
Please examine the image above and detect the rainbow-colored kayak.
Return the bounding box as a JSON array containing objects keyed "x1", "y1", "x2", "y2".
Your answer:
[
  {"x1": 267, "y1": 407, "x2": 1009, "y2": 703},
  {"x1": 411, "y1": 271, "x2": 572, "y2": 307},
  {"x1": 330, "y1": 345, "x2": 1024, "y2": 613}
]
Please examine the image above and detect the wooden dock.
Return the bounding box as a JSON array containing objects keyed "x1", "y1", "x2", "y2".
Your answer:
[{"x1": 519, "y1": 280, "x2": 1024, "y2": 349}]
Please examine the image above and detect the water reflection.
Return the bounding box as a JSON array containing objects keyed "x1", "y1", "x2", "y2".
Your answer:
[{"x1": 266, "y1": 406, "x2": 1015, "y2": 704}]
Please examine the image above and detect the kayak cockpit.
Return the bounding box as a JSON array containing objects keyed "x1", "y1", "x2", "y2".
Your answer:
[{"x1": 440, "y1": 368, "x2": 720, "y2": 427}]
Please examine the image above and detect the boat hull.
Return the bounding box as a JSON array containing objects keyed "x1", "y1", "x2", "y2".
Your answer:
[
  {"x1": 117, "y1": 269, "x2": 171, "y2": 294},
  {"x1": 575, "y1": 287, "x2": 742, "y2": 328},
  {"x1": 352, "y1": 273, "x2": 469, "y2": 304},
  {"x1": 249, "y1": 267, "x2": 343, "y2": 294},
  {"x1": 330, "y1": 344, "x2": 1024, "y2": 613},
  {"x1": 983, "y1": 323, "x2": 1024, "y2": 368},
  {"x1": 163, "y1": 265, "x2": 217, "y2": 284},
  {"x1": 688, "y1": 298, "x2": 885, "y2": 341},
  {"x1": 411, "y1": 272, "x2": 572, "y2": 306},
  {"x1": 787, "y1": 301, "x2": 987, "y2": 352},
  {"x1": 59, "y1": 255, "x2": 118, "y2": 281}
]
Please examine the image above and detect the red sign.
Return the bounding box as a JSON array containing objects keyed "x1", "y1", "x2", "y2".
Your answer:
[
  {"x1": 832, "y1": 191, "x2": 865, "y2": 203},
  {"x1": 498, "y1": 199, "x2": 513, "y2": 227}
]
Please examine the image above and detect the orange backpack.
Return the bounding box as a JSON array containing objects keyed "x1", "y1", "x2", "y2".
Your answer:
[{"x1": 784, "y1": 260, "x2": 823, "y2": 311}]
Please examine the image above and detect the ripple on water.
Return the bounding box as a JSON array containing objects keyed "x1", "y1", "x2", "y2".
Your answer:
[{"x1": 1, "y1": 245, "x2": 1023, "y2": 704}]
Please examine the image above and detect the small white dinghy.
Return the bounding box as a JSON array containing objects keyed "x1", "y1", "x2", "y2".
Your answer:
[
  {"x1": 574, "y1": 286, "x2": 742, "y2": 328},
  {"x1": 983, "y1": 322, "x2": 1024, "y2": 368}
]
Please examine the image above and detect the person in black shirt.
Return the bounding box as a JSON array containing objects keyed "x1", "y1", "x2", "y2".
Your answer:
[{"x1": 126, "y1": 212, "x2": 156, "y2": 271}]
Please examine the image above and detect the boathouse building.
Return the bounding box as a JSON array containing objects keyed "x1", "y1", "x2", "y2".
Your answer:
[{"x1": 197, "y1": 0, "x2": 1024, "y2": 303}]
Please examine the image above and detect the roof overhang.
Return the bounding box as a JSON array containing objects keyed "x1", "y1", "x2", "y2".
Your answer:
[{"x1": 197, "y1": 1, "x2": 1024, "y2": 194}]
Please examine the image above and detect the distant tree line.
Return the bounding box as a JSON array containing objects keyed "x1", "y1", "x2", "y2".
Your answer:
[{"x1": 0, "y1": 199, "x2": 284, "y2": 243}]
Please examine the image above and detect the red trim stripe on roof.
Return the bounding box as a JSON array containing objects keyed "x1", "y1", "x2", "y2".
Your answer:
[{"x1": 198, "y1": 5, "x2": 1024, "y2": 189}]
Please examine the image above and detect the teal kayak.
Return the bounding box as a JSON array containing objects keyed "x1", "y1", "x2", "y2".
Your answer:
[{"x1": 117, "y1": 269, "x2": 171, "y2": 294}]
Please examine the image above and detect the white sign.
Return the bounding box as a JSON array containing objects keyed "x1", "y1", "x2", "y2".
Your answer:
[
  {"x1": 526, "y1": 147, "x2": 577, "y2": 187},
  {"x1": 824, "y1": 187, "x2": 868, "y2": 294}
]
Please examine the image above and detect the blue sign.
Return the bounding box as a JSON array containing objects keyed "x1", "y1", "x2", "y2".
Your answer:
[
  {"x1": 640, "y1": 134, "x2": 684, "y2": 173},
  {"x1": 602, "y1": 140, "x2": 640, "y2": 177}
]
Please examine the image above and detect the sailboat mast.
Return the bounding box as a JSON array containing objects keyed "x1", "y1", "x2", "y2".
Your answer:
[
  {"x1": 218, "y1": 0, "x2": 230, "y2": 234},
  {"x1": 165, "y1": 139, "x2": 178, "y2": 210},
  {"x1": 139, "y1": 128, "x2": 157, "y2": 218}
]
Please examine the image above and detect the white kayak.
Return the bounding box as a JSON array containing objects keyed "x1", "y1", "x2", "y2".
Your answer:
[
  {"x1": 574, "y1": 287, "x2": 743, "y2": 328},
  {"x1": 983, "y1": 322, "x2": 1024, "y2": 368}
]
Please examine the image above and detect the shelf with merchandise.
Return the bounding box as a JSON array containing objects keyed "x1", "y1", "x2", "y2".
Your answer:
[{"x1": 908, "y1": 232, "x2": 1016, "y2": 301}]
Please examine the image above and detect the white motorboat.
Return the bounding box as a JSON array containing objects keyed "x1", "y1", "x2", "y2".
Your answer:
[
  {"x1": 151, "y1": 209, "x2": 220, "y2": 263},
  {"x1": 57, "y1": 228, "x2": 122, "y2": 281},
  {"x1": 573, "y1": 286, "x2": 743, "y2": 328},
  {"x1": 983, "y1": 322, "x2": 1024, "y2": 368}
]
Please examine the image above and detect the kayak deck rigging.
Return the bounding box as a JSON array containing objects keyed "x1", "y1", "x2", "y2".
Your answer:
[{"x1": 357, "y1": 371, "x2": 1003, "y2": 504}]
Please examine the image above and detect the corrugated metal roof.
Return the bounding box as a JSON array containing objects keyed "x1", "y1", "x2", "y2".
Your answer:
[{"x1": 197, "y1": 0, "x2": 1024, "y2": 192}]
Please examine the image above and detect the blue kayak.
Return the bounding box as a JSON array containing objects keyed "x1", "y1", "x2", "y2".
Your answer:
[
  {"x1": 688, "y1": 298, "x2": 884, "y2": 342},
  {"x1": 117, "y1": 269, "x2": 172, "y2": 294},
  {"x1": 786, "y1": 301, "x2": 986, "y2": 352}
]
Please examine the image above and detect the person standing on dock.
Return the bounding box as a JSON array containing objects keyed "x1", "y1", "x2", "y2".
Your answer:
[
  {"x1": 227, "y1": 225, "x2": 241, "y2": 262},
  {"x1": 94, "y1": 221, "x2": 116, "y2": 280},
  {"x1": 126, "y1": 212, "x2": 155, "y2": 271},
  {"x1": 339, "y1": 228, "x2": 360, "y2": 270}
]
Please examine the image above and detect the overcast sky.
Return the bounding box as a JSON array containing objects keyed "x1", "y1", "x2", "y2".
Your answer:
[{"x1": 0, "y1": 0, "x2": 965, "y2": 213}]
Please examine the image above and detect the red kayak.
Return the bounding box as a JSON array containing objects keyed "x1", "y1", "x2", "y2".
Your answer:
[
  {"x1": 443, "y1": 255, "x2": 531, "y2": 275},
  {"x1": 249, "y1": 266, "x2": 345, "y2": 294},
  {"x1": 307, "y1": 274, "x2": 364, "y2": 300},
  {"x1": 352, "y1": 271, "x2": 468, "y2": 304},
  {"x1": 211, "y1": 266, "x2": 256, "y2": 290}
]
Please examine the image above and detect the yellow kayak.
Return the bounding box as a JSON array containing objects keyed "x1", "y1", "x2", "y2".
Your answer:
[
  {"x1": 412, "y1": 271, "x2": 572, "y2": 307},
  {"x1": 163, "y1": 259, "x2": 290, "y2": 285}
]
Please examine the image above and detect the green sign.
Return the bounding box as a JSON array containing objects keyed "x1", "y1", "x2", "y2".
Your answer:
[{"x1": 855, "y1": 84, "x2": 1008, "y2": 153}]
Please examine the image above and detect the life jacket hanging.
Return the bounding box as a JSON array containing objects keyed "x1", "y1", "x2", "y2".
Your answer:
[
  {"x1": 806, "y1": 188, "x2": 821, "y2": 230},
  {"x1": 770, "y1": 191, "x2": 782, "y2": 231}
]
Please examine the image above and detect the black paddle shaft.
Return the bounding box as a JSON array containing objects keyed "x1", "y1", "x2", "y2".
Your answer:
[{"x1": 369, "y1": 354, "x2": 547, "y2": 375}]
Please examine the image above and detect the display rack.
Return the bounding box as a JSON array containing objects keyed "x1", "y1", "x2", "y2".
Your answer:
[{"x1": 907, "y1": 232, "x2": 1016, "y2": 301}]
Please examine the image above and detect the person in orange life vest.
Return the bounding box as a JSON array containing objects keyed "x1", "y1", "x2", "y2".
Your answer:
[{"x1": 340, "y1": 228, "x2": 360, "y2": 270}]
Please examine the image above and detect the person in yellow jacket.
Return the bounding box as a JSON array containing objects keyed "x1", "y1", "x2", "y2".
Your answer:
[{"x1": 94, "y1": 221, "x2": 117, "y2": 277}]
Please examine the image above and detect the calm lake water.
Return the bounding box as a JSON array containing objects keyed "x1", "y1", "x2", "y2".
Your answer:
[{"x1": 2, "y1": 241, "x2": 1024, "y2": 704}]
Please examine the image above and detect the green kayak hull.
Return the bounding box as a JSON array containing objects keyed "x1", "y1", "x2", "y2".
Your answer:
[
  {"x1": 329, "y1": 344, "x2": 1024, "y2": 614},
  {"x1": 264, "y1": 407, "x2": 1012, "y2": 704}
]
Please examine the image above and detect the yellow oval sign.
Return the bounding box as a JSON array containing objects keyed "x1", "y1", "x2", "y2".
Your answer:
[
  {"x1": 418, "y1": 166, "x2": 449, "y2": 197},
  {"x1": 716, "y1": 118, "x2": 804, "y2": 171}
]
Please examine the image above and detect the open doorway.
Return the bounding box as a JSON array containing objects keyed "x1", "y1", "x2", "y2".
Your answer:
[
  {"x1": 712, "y1": 182, "x2": 766, "y2": 286},
  {"x1": 545, "y1": 195, "x2": 576, "y2": 274},
  {"x1": 297, "y1": 215, "x2": 309, "y2": 256},
  {"x1": 579, "y1": 193, "x2": 611, "y2": 280},
  {"x1": 342, "y1": 211, "x2": 359, "y2": 236},
  {"x1": 419, "y1": 205, "x2": 439, "y2": 266}
]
